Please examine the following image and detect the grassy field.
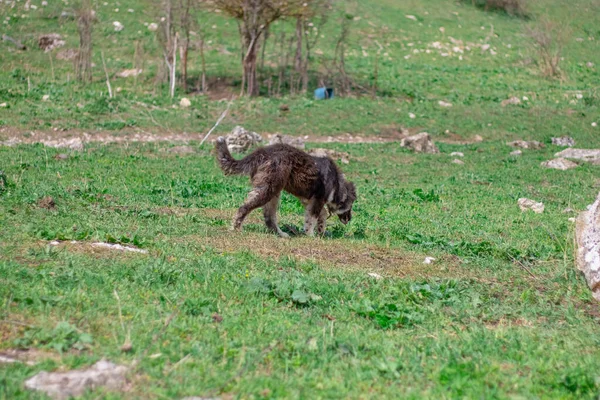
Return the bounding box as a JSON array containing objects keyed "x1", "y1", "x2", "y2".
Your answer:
[{"x1": 2, "y1": 0, "x2": 600, "y2": 398}]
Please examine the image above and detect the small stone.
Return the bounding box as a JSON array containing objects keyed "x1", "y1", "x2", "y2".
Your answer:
[
  {"x1": 423, "y1": 257, "x2": 436, "y2": 264},
  {"x1": 179, "y1": 98, "x2": 191, "y2": 108},
  {"x1": 481, "y1": 44, "x2": 490, "y2": 52},
  {"x1": 54, "y1": 153, "x2": 69, "y2": 160},
  {"x1": 587, "y1": 62, "x2": 594, "y2": 68},
  {"x1": 148, "y1": 22, "x2": 158, "y2": 31},
  {"x1": 563, "y1": 207, "x2": 575, "y2": 214},
  {"x1": 522, "y1": 96, "x2": 529, "y2": 101},
  {"x1": 450, "y1": 152, "x2": 464, "y2": 157},
  {"x1": 25, "y1": 359, "x2": 128, "y2": 399},
  {"x1": 569, "y1": 217, "x2": 576, "y2": 222},
  {"x1": 212, "y1": 313, "x2": 223, "y2": 323},
  {"x1": 400, "y1": 132, "x2": 439, "y2": 154},
  {"x1": 452, "y1": 159, "x2": 464, "y2": 165},
  {"x1": 510, "y1": 150, "x2": 522, "y2": 156},
  {"x1": 0, "y1": 103, "x2": 6, "y2": 108},
  {"x1": 113, "y1": 21, "x2": 124, "y2": 32},
  {"x1": 518, "y1": 198, "x2": 544, "y2": 214},
  {"x1": 541, "y1": 158, "x2": 578, "y2": 170},
  {"x1": 593, "y1": 122, "x2": 598, "y2": 127},
  {"x1": 438, "y1": 100, "x2": 453, "y2": 107},
  {"x1": 405, "y1": 15, "x2": 417, "y2": 21},
  {"x1": 409, "y1": 112, "x2": 416, "y2": 119},
  {"x1": 551, "y1": 136, "x2": 575, "y2": 147},
  {"x1": 38, "y1": 33, "x2": 65, "y2": 52},
  {"x1": 42, "y1": 94, "x2": 50, "y2": 101}
]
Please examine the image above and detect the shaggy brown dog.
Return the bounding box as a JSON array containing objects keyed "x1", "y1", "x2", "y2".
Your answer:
[{"x1": 215, "y1": 137, "x2": 356, "y2": 237}]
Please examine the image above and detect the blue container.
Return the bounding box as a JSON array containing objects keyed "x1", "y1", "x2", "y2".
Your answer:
[{"x1": 314, "y1": 87, "x2": 334, "y2": 100}]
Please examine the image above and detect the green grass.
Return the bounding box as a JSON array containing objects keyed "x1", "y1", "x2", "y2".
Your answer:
[
  {"x1": 1, "y1": 140, "x2": 599, "y2": 399},
  {"x1": 1, "y1": 0, "x2": 600, "y2": 398}
]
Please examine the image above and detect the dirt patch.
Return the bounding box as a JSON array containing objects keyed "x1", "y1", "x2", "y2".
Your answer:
[
  {"x1": 37, "y1": 196, "x2": 56, "y2": 210},
  {"x1": 436, "y1": 132, "x2": 484, "y2": 145},
  {"x1": 183, "y1": 230, "x2": 473, "y2": 280}
]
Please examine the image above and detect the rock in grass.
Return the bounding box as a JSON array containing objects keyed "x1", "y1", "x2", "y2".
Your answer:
[
  {"x1": 268, "y1": 133, "x2": 305, "y2": 149},
  {"x1": 518, "y1": 198, "x2": 544, "y2": 214},
  {"x1": 541, "y1": 158, "x2": 578, "y2": 170},
  {"x1": 576, "y1": 191, "x2": 600, "y2": 301},
  {"x1": 551, "y1": 136, "x2": 575, "y2": 147},
  {"x1": 510, "y1": 150, "x2": 522, "y2": 156},
  {"x1": 400, "y1": 132, "x2": 439, "y2": 154},
  {"x1": 25, "y1": 359, "x2": 128, "y2": 400},
  {"x1": 225, "y1": 126, "x2": 262, "y2": 153},
  {"x1": 179, "y1": 97, "x2": 191, "y2": 108},
  {"x1": 554, "y1": 148, "x2": 600, "y2": 164},
  {"x1": 452, "y1": 158, "x2": 464, "y2": 165}
]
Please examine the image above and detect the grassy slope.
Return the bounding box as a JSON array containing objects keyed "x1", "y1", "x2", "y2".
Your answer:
[
  {"x1": 1, "y1": 0, "x2": 600, "y2": 399},
  {"x1": 0, "y1": 0, "x2": 599, "y2": 142}
]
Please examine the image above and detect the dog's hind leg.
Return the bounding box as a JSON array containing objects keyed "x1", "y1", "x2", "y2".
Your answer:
[
  {"x1": 263, "y1": 192, "x2": 289, "y2": 238},
  {"x1": 304, "y1": 198, "x2": 325, "y2": 236},
  {"x1": 232, "y1": 186, "x2": 274, "y2": 232}
]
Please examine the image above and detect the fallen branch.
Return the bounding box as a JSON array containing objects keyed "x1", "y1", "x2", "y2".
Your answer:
[
  {"x1": 199, "y1": 99, "x2": 234, "y2": 146},
  {"x1": 2, "y1": 34, "x2": 26, "y2": 50}
]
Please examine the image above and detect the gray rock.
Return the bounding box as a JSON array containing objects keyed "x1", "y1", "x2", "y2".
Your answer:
[
  {"x1": 551, "y1": 136, "x2": 575, "y2": 147},
  {"x1": 541, "y1": 158, "x2": 578, "y2": 170},
  {"x1": 268, "y1": 134, "x2": 305, "y2": 149},
  {"x1": 225, "y1": 126, "x2": 262, "y2": 153},
  {"x1": 518, "y1": 198, "x2": 544, "y2": 214},
  {"x1": 554, "y1": 148, "x2": 600, "y2": 164},
  {"x1": 576, "y1": 192, "x2": 600, "y2": 301},
  {"x1": 400, "y1": 132, "x2": 439, "y2": 154},
  {"x1": 25, "y1": 359, "x2": 128, "y2": 400}
]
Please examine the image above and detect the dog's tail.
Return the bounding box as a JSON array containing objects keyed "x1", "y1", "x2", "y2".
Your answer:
[{"x1": 215, "y1": 136, "x2": 257, "y2": 176}]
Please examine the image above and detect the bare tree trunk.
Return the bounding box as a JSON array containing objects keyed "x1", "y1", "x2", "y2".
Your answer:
[
  {"x1": 199, "y1": 36, "x2": 207, "y2": 93},
  {"x1": 294, "y1": 17, "x2": 303, "y2": 72},
  {"x1": 76, "y1": 0, "x2": 93, "y2": 83},
  {"x1": 243, "y1": 33, "x2": 259, "y2": 96},
  {"x1": 179, "y1": 0, "x2": 191, "y2": 92}
]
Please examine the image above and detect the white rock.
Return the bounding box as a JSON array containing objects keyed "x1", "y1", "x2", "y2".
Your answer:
[
  {"x1": 576, "y1": 191, "x2": 600, "y2": 301},
  {"x1": 555, "y1": 148, "x2": 600, "y2": 163},
  {"x1": 522, "y1": 96, "x2": 529, "y2": 101},
  {"x1": 587, "y1": 62, "x2": 594, "y2": 68},
  {"x1": 368, "y1": 272, "x2": 383, "y2": 280},
  {"x1": 0, "y1": 103, "x2": 7, "y2": 108},
  {"x1": 481, "y1": 44, "x2": 490, "y2": 52},
  {"x1": 438, "y1": 100, "x2": 453, "y2": 108},
  {"x1": 179, "y1": 98, "x2": 191, "y2": 108},
  {"x1": 518, "y1": 198, "x2": 544, "y2": 214},
  {"x1": 450, "y1": 152, "x2": 464, "y2": 157},
  {"x1": 593, "y1": 122, "x2": 598, "y2": 127},
  {"x1": 91, "y1": 242, "x2": 148, "y2": 254},
  {"x1": 405, "y1": 15, "x2": 417, "y2": 21},
  {"x1": 42, "y1": 95, "x2": 50, "y2": 101},
  {"x1": 268, "y1": 134, "x2": 305, "y2": 149},
  {"x1": 148, "y1": 22, "x2": 158, "y2": 32},
  {"x1": 452, "y1": 159, "x2": 464, "y2": 165},
  {"x1": 409, "y1": 113, "x2": 416, "y2": 119},
  {"x1": 541, "y1": 158, "x2": 578, "y2": 170},
  {"x1": 423, "y1": 257, "x2": 436, "y2": 264},
  {"x1": 510, "y1": 150, "x2": 522, "y2": 156},
  {"x1": 113, "y1": 21, "x2": 124, "y2": 32},
  {"x1": 25, "y1": 359, "x2": 128, "y2": 399}
]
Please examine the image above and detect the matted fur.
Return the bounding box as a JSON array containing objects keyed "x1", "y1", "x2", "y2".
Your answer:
[{"x1": 215, "y1": 137, "x2": 356, "y2": 237}]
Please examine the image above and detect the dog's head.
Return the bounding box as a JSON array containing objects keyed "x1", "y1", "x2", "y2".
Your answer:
[{"x1": 335, "y1": 181, "x2": 356, "y2": 225}]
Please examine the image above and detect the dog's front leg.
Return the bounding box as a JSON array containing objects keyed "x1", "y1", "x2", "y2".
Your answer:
[{"x1": 304, "y1": 198, "x2": 324, "y2": 236}]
